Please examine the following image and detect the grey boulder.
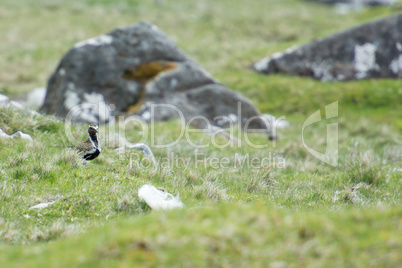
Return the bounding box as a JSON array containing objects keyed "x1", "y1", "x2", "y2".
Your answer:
[
  {"x1": 41, "y1": 22, "x2": 273, "y2": 137},
  {"x1": 252, "y1": 14, "x2": 402, "y2": 81}
]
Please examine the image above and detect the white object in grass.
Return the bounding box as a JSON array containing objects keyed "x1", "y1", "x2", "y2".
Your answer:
[
  {"x1": 0, "y1": 94, "x2": 9, "y2": 103},
  {"x1": 0, "y1": 128, "x2": 33, "y2": 142},
  {"x1": 29, "y1": 201, "x2": 55, "y2": 210},
  {"x1": 138, "y1": 184, "x2": 184, "y2": 210}
]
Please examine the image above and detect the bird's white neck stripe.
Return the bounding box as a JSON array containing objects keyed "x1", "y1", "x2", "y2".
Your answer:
[{"x1": 89, "y1": 135, "x2": 101, "y2": 152}]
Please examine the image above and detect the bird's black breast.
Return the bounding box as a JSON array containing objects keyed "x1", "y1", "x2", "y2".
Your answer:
[{"x1": 83, "y1": 149, "x2": 100, "y2": 160}]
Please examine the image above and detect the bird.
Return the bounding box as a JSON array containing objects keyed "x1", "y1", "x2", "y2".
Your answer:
[{"x1": 72, "y1": 124, "x2": 101, "y2": 160}]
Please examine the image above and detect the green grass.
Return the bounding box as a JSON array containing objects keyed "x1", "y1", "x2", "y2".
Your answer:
[
  {"x1": 0, "y1": 0, "x2": 401, "y2": 267},
  {"x1": 1, "y1": 205, "x2": 400, "y2": 267}
]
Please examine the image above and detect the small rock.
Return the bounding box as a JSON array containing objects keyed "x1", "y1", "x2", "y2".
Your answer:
[
  {"x1": 305, "y1": 0, "x2": 395, "y2": 6},
  {"x1": 261, "y1": 114, "x2": 290, "y2": 129},
  {"x1": 24, "y1": 87, "x2": 47, "y2": 108},
  {"x1": 0, "y1": 128, "x2": 33, "y2": 142},
  {"x1": 0, "y1": 94, "x2": 9, "y2": 103},
  {"x1": 0, "y1": 94, "x2": 39, "y2": 116}
]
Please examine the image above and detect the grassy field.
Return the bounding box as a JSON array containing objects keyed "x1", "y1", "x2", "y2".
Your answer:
[{"x1": 0, "y1": 0, "x2": 401, "y2": 267}]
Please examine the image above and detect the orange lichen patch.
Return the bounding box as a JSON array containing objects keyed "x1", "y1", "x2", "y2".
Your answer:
[
  {"x1": 122, "y1": 61, "x2": 177, "y2": 83},
  {"x1": 118, "y1": 53, "x2": 129, "y2": 58},
  {"x1": 121, "y1": 61, "x2": 177, "y2": 115},
  {"x1": 124, "y1": 101, "x2": 144, "y2": 114}
]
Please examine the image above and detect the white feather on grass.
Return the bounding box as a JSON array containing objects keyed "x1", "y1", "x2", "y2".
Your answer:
[
  {"x1": 138, "y1": 184, "x2": 184, "y2": 210},
  {"x1": 29, "y1": 201, "x2": 55, "y2": 210}
]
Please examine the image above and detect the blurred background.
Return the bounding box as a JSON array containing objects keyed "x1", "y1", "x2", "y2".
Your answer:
[{"x1": 1, "y1": 0, "x2": 400, "y2": 118}]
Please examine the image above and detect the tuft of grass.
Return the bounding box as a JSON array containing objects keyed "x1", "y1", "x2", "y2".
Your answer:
[
  {"x1": 347, "y1": 151, "x2": 386, "y2": 186},
  {"x1": 114, "y1": 194, "x2": 149, "y2": 215},
  {"x1": 246, "y1": 170, "x2": 273, "y2": 194},
  {"x1": 55, "y1": 150, "x2": 86, "y2": 168},
  {"x1": 27, "y1": 221, "x2": 77, "y2": 242},
  {"x1": 194, "y1": 180, "x2": 229, "y2": 202}
]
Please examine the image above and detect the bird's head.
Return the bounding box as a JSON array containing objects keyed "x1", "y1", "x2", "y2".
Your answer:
[{"x1": 88, "y1": 124, "x2": 99, "y2": 133}]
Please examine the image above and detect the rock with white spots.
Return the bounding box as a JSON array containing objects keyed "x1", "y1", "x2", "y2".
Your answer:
[
  {"x1": 41, "y1": 22, "x2": 274, "y2": 138},
  {"x1": 253, "y1": 14, "x2": 402, "y2": 81},
  {"x1": 305, "y1": 0, "x2": 395, "y2": 6},
  {"x1": 0, "y1": 94, "x2": 39, "y2": 116}
]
